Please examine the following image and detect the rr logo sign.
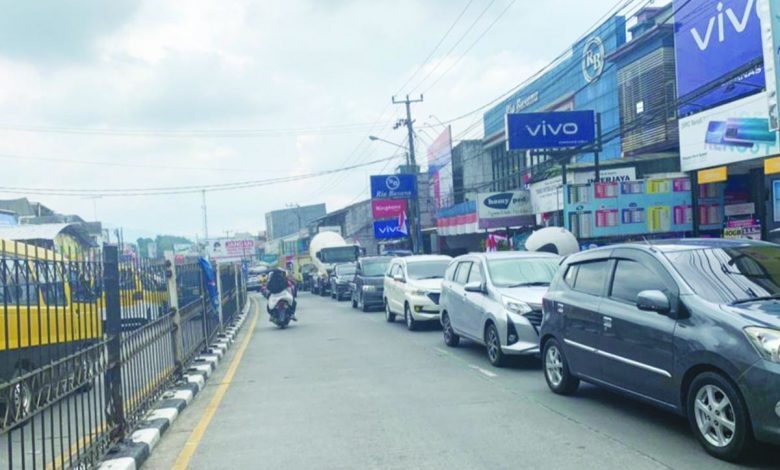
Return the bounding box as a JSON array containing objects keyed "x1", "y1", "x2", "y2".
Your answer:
[{"x1": 582, "y1": 36, "x2": 605, "y2": 83}]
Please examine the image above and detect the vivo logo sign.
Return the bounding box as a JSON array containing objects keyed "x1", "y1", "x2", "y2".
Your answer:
[
  {"x1": 526, "y1": 121, "x2": 580, "y2": 137},
  {"x1": 373, "y1": 220, "x2": 408, "y2": 240},
  {"x1": 507, "y1": 110, "x2": 596, "y2": 150},
  {"x1": 690, "y1": 0, "x2": 755, "y2": 50},
  {"x1": 674, "y1": 0, "x2": 764, "y2": 107}
]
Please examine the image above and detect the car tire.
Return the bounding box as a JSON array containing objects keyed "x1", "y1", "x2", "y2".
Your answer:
[
  {"x1": 361, "y1": 297, "x2": 370, "y2": 313},
  {"x1": 404, "y1": 304, "x2": 418, "y2": 331},
  {"x1": 384, "y1": 301, "x2": 396, "y2": 323},
  {"x1": 441, "y1": 312, "x2": 460, "y2": 347},
  {"x1": 352, "y1": 294, "x2": 358, "y2": 309},
  {"x1": 484, "y1": 323, "x2": 506, "y2": 367},
  {"x1": 687, "y1": 372, "x2": 753, "y2": 462},
  {"x1": 543, "y1": 338, "x2": 579, "y2": 395}
]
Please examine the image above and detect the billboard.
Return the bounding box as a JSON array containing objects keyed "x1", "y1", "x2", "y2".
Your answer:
[
  {"x1": 372, "y1": 199, "x2": 408, "y2": 219},
  {"x1": 679, "y1": 91, "x2": 780, "y2": 171},
  {"x1": 759, "y1": 0, "x2": 780, "y2": 129},
  {"x1": 370, "y1": 174, "x2": 417, "y2": 199},
  {"x1": 208, "y1": 239, "x2": 255, "y2": 260},
  {"x1": 674, "y1": 0, "x2": 765, "y2": 115},
  {"x1": 373, "y1": 219, "x2": 408, "y2": 240},
  {"x1": 477, "y1": 191, "x2": 534, "y2": 229},
  {"x1": 427, "y1": 127, "x2": 454, "y2": 210},
  {"x1": 506, "y1": 111, "x2": 596, "y2": 150}
]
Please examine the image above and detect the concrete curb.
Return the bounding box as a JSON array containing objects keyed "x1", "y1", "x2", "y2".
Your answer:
[{"x1": 98, "y1": 298, "x2": 253, "y2": 470}]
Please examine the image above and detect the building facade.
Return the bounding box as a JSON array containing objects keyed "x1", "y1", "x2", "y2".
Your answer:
[{"x1": 265, "y1": 203, "x2": 326, "y2": 241}]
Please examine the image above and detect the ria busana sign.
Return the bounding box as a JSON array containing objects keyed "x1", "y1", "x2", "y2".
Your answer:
[{"x1": 506, "y1": 110, "x2": 596, "y2": 150}]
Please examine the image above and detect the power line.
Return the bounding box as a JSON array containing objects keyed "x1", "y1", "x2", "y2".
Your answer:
[{"x1": 0, "y1": 155, "x2": 404, "y2": 197}]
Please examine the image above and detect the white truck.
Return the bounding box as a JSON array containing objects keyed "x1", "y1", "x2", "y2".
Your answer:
[{"x1": 309, "y1": 231, "x2": 360, "y2": 296}]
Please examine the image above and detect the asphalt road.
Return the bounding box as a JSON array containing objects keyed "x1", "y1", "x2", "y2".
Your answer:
[{"x1": 146, "y1": 293, "x2": 777, "y2": 469}]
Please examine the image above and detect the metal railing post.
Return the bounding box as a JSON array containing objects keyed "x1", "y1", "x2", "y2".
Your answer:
[
  {"x1": 234, "y1": 263, "x2": 240, "y2": 320},
  {"x1": 165, "y1": 251, "x2": 183, "y2": 372},
  {"x1": 103, "y1": 244, "x2": 126, "y2": 441},
  {"x1": 215, "y1": 262, "x2": 224, "y2": 331}
]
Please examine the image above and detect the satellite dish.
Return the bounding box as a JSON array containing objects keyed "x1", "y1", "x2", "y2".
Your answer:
[{"x1": 525, "y1": 227, "x2": 579, "y2": 256}]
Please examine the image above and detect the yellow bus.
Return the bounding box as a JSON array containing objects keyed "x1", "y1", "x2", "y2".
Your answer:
[{"x1": 0, "y1": 239, "x2": 103, "y2": 417}]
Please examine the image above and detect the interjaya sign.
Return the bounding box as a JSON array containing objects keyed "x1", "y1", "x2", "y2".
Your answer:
[{"x1": 506, "y1": 110, "x2": 596, "y2": 150}]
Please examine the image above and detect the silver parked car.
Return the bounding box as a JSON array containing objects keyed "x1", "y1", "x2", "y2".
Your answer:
[{"x1": 440, "y1": 252, "x2": 560, "y2": 367}]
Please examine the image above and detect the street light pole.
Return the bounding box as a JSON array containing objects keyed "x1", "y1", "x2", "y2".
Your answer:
[{"x1": 392, "y1": 94, "x2": 424, "y2": 254}]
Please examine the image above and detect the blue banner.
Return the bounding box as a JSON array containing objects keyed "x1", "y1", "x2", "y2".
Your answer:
[
  {"x1": 674, "y1": 0, "x2": 765, "y2": 115},
  {"x1": 373, "y1": 219, "x2": 409, "y2": 240},
  {"x1": 198, "y1": 257, "x2": 220, "y2": 313},
  {"x1": 506, "y1": 111, "x2": 595, "y2": 150},
  {"x1": 370, "y1": 174, "x2": 417, "y2": 199}
]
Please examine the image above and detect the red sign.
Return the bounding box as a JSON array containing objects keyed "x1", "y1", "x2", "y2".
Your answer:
[{"x1": 372, "y1": 199, "x2": 408, "y2": 219}]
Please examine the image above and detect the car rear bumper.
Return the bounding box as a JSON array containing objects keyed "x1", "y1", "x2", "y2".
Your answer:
[
  {"x1": 739, "y1": 360, "x2": 780, "y2": 445},
  {"x1": 362, "y1": 290, "x2": 384, "y2": 305}
]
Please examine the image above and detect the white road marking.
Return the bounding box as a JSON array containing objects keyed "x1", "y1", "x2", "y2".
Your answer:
[{"x1": 469, "y1": 365, "x2": 498, "y2": 378}]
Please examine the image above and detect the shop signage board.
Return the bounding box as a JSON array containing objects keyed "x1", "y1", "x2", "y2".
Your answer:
[
  {"x1": 673, "y1": 0, "x2": 765, "y2": 115},
  {"x1": 370, "y1": 174, "x2": 417, "y2": 199},
  {"x1": 208, "y1": 239, "x2": 255, "y2": 260},
  {"x1": 477, "y1": 191, "x2": 534, "y2": 229},
  {"x1": 758, "y1": 0, "x2": 780, "y2": 130},
  {"x1": 679, "y1": 92, "x2": 780, "y2": 172},
  {"x1": 698, "y1": 166, "x2": 728, "y2": 184},
  {"x1": 373, "y1": 219, "x2": 408, "y2": 240},
  {"x1": 371, "y1": 199, "x2": 408, "y2": 219},
  {"x1": 530, "y1": 168, "x2": 636, "y2": 215},
  {"x1": 765, "y1": 156, "x2": 780, "y2": 174},
  {"x1": 563, "y1": 177, "x2": 725, "y2": 239},
  {"x1": 506, "y1": 110, "x2": 596, "y2": 150}
]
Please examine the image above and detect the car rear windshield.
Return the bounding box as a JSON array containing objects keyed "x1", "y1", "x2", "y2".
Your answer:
[
  {"x1": 406, "y1": 261, "x2": 450, "y2": 280},
  {"x1": 336, "y1": 265, "x2": 356, "y2": 276},
  {"x1": 487, "y1": 258, "x2": 559, "y2": 288},
  {"x1": 665, "y1": 246, "x2": 780, "y2": 304},
  {"x1": 362, "y1": 260, "x2": 390, "y2": 276}
]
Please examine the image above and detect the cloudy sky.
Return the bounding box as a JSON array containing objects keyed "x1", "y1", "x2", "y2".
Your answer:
[{"x1": 0, "y1": 0, "x2": 647, "y2": 242}]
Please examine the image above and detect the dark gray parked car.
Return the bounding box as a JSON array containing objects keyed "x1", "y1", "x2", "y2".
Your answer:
[
  {"x1": 350, "y1": 256, "x2": 392, "y2": 312},
  {"x1": 540, "y1": 239, "x2": 780, "y2": 462}
]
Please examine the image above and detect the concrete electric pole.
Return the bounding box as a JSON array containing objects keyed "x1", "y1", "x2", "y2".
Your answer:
[{"x1": 392, "y1": 94, "x2": 424, "y2": 254}]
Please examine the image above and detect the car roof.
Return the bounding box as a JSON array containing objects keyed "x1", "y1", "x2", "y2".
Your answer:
[
  {"x1": 395, "y1": 255, "x2": 452, "y2": 264},
  {"x1": 569, "y1": 238, "x2": 774, "y2": 261},
  {"x1": 455, "y1": 251, "x2": 560, "y2": 261}
]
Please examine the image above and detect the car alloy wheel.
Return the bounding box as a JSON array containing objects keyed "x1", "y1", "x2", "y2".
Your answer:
[
  {"x1": 405, "y1": 304, "x2": 417, "y2": 331},
  {"x1": 442, "y1": 313, "x2": 459, "y2": 347},
  {"x1": 694, "y1": 385, "x2": 736, "y2": 448},
  {"x1": 545, "y1": 345, "x2": 564, "y2": 387},
  {"x1": 485, "y1": 323, "x2": 505, "y2": 367}
]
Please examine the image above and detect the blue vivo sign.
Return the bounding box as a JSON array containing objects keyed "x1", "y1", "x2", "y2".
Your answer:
[
  {"x1": 373, "y1": 219, "x2": 408, "y2": 240},
  {"x1": 506, "y1": 111, "x2": 596, "y2": 150},
  {"x1": 674, "y1": 0, "x2": 765, "y2": 114},
  {"x1": 370, "y1": 174, "x2": 417, "y2": 199}
]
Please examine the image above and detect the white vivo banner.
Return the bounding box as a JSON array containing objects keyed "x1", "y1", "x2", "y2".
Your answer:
[
  {"x1": 680, "y1": 92, "x2": 780, "y2": 172},
  {"x1": 530, "y1": 177, "x2": 565, "y2": 215}
]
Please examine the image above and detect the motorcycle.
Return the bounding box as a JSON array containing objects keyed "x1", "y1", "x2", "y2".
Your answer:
[{"x1": 267, "y1": 289, "x2": 296, "y2": 329}]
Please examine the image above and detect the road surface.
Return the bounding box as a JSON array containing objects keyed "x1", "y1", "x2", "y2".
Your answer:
[{"x1": 146, "y1": 293, "x2": 777, "y2": 469}]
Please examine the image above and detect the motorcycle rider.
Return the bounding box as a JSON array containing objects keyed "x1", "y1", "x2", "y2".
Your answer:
[{"x1": 266, "y1": 268, "x2": 298, "y2": 322}]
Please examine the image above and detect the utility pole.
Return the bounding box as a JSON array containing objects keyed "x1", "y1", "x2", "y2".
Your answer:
[{"x1": 392, "y1": 94, "x2": 424, "y2": 254}]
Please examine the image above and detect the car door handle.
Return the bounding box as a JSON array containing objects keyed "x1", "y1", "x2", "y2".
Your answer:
[{"x1": 603, "y1": 316, "x2": 613, "y2": 330}]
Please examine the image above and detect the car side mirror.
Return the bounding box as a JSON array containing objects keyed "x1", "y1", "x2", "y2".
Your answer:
[
  {"x1": 464, "y1": 281, "x2": 485, "y2": 294},
  {"x1": 393, "y1": 274, "x2": 405, "y2": 283},
  {"x1": 636, "y1": 290, "x2": 671, "y2": 315}
]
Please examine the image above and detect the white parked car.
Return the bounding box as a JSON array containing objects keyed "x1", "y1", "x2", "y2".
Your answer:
[{"x1": 383, "y1": 255, "x2": 452, "y2": 331}]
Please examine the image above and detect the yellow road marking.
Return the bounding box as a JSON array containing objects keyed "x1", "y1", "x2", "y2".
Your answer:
[{"x1": 172, "y1": 301, "x2": 258, "y2": 469}]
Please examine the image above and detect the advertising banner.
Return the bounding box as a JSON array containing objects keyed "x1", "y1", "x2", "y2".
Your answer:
[
  {"x1": 674, "y1": 0, "x2": 765, "y2": 115},
  {"x1": 208, "y1": 239, "x2": 255, "y2": 260},
  {"x1": 477, "y1": 191, "x2": 534, "y2": 229},
  {"x1": 371, "y1": 199, "x2": 408, "y2": 219},
  {"x1": 564, "y1": 177, "x2": 724, "y2": 239},
  {"x1": 370, "y1": 174, "x2": 417, "y2": 199},
  {"x1": 759, "y1": 0, "x2": 780, "y2": 129},
  {"x1": 373, "y1": 219, "x2": 409, "y2": 240},
  {"x1": 679, "y1": 92, "x2": 780, "y2": 171},
  {"x1": 427, "y1": 127, "x2": 454, "y2": 210},
  {"x1": 506, "y1": 110, "x2": 595, "y2": 150},
  {"x1": 529, "y1": 168, "x2": 636, "y2": 215}
]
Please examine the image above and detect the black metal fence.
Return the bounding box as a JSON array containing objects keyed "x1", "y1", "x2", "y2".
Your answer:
[{"x1": 0, "y1": 243, "x2": 247, "y2": 469}]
